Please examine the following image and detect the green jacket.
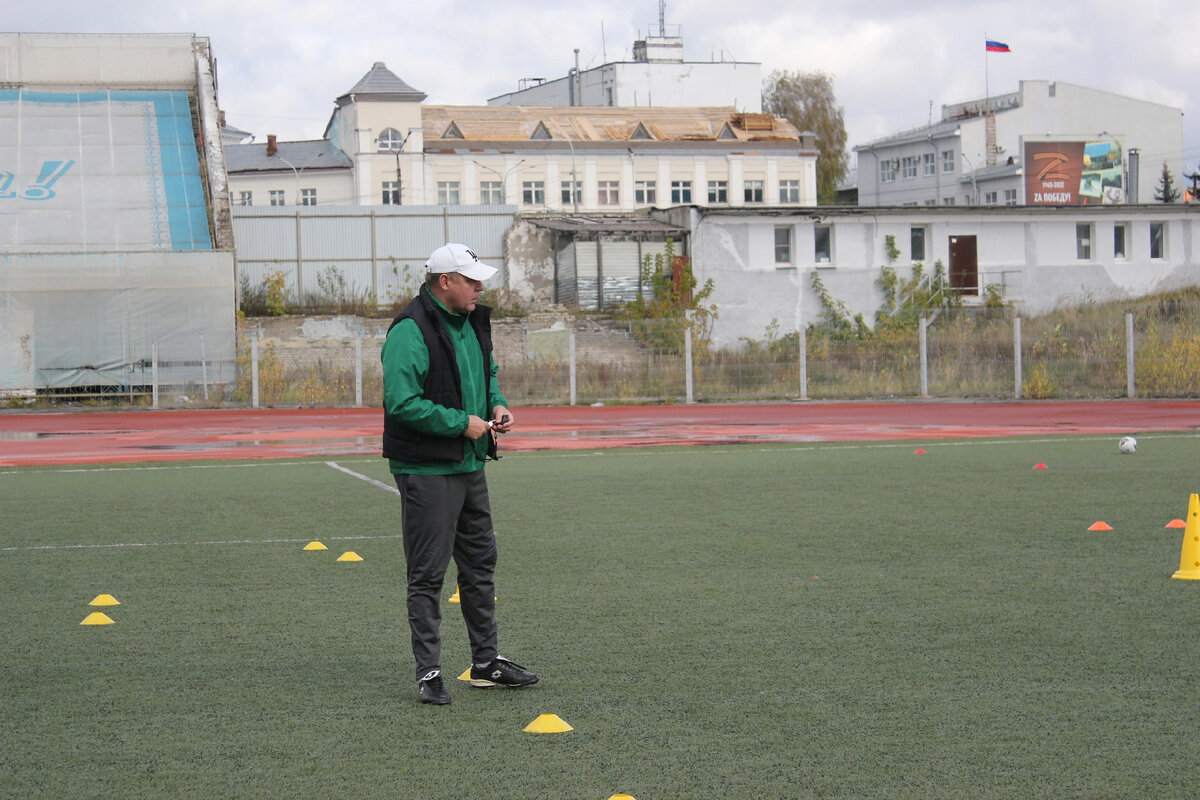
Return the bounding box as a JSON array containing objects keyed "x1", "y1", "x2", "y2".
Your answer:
[{"x1": 381, "y1": 287, "x2": 507, "y2": 475}]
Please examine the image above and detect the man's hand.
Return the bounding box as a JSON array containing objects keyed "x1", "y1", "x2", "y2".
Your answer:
[
  {"x1": 490, "y1": 405, "x2": 513, "y2": 433},
  {"x1": 464, "y1": 415, "x2": 491, "y2": 440}
]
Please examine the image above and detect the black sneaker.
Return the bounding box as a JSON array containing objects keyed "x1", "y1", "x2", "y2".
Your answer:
[
  {"x1": 470, "y1": 657, "x2": 539, "y2": 688},
  {"x1": 418, "y1": 670, "x2": 451, "y2": 705}
]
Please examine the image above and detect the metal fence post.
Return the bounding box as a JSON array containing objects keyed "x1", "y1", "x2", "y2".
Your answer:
[
  {"x1": 919, "y1": 316, "x2": 929, "y2": 398},
  {"x1": 151, "y1": 341, "x2": 159, "y2": 409},
  {"x1": 569, "y1": 331, "x2": 577, "y2": 406},
  {"x1": 685, "y1": 322, "x2": 695, "y2": 404},
  {"x1": 799, "y1": 327, "x2": 808, "y2": 401},
  {"x1": 355, "y1": 337, "x2": 363, "y2": 407},
  {"x1": 1013, "y1": 317, "x2": 1023, "y2": 399},
  {"x1": 1126, "y1": 312, "x2": 1135, "y2": 398},
  {"x1": 251, "y1": 333, "x2": 260, "y2": 409},
  {"x1": 200, "y1": 332, "x2": 209, "y2": 401}
]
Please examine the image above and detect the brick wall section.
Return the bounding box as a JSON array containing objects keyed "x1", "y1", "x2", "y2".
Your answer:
[{"x1": 246, "y1": 313, "x2": 647, "y2": 374}]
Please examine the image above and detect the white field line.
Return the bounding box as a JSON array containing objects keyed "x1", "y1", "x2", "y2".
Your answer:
[
  {"x1": 0, "y1": 533, "x2": 403, "y2": 553},
  {"x1": 324, "y1": 461, "x2": 400, "y2": 494}
]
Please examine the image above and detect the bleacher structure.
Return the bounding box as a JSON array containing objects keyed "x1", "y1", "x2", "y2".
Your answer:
[{"x1": 0, "y1": 33, "x2": 235, "y2": 397}]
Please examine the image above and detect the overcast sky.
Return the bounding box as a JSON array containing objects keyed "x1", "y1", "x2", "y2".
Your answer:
[{"x1": 9, "y1": 0, "x2": 1199, "y2": 173}]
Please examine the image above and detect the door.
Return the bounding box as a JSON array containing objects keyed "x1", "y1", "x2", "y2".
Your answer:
[{"x1": 948, "y1": 235, "x2": 978, "y2": 297}]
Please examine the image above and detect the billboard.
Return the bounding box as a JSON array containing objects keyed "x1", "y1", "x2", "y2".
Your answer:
[
  {"x1": 1024, "y1": 139, "x2": 1124, "y2": 205},
  {"x1": 0, "y1": 89, "x2": 211, "y2": 251}
]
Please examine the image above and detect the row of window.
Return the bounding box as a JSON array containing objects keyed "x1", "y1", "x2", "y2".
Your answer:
[
  {"x1": 771, "y1": 221, "x2": 1169, "y2": 268},
  {"x1": 405, "y1": 178, "x2": 803, "y2": 207},
  {"x1": 773, "y1": 224, "x2": 833, "y2": 265},
  {"x1": 239, "y1": 178, "x2": 804, "y2": 207},
  {"x1": 237, "y1": 190, "x2": 317, "y2": 206},
  {"x1": 881, "y1": 151, "x2": 955, "y2": 183},
  {"x1": 1077, "y1": 222, "x2": 1166, "y2": 260}
]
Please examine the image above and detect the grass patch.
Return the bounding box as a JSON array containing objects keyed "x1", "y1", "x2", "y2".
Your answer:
[{"x1": 3, "y1": 436, "x2": 1200, "y2": 797}]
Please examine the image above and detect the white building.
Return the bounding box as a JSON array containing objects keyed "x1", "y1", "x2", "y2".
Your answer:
[
  {"x1": 854, "y1": 80, "x2": 1184, "y2": 208},
  {"x1": 226, "y1": 62, "x2": 817, "y2": 214},
  {"x1": 487, "y1": 16, "x2": 761, "y2": 112},
  {"x1": 677, "y1": 204, "x2": 1200, "y2": 347}
]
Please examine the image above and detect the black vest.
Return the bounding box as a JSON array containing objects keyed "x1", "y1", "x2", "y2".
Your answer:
[{"x1": 381, "y1": 287, "x2": 494, "y2": 463}]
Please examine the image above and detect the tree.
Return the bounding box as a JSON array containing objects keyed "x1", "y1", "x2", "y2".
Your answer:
[
  {"x1": 762, "y1": 70, "x2": 849, "y2": 205},
  {"x1": 1154, "y1": 162, "x2": 1180, "y2": 203}
]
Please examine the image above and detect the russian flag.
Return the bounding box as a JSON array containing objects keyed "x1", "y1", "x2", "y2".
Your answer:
[{"x1": 986, "y1": 40, "x2": 1011, "y2": 52}]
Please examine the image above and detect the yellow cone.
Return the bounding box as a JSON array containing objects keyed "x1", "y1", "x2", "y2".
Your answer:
[
  {"x1": 457, "y1": 668, "x2": 472, "y2": 682},
  {"x1": 336, "y1": 551, "x2": 363, "y2": 562},
  {"x1": 303, "y1": 541, "x2": 327, "y2": 551},
  {"x1": 448, "y1": 586, "x2": 460, "y2": 603},
  {"x1": 524, "y1": 713, "x2": 573, "y2": 734},
  {"x1": 608, "y1": 795, "x2": 638, "y2": 800},
  {"x1": 1171, "y1": 493, "x2": 1200, "y2": 580},
  {"x1": 89, "y1": 594, "x2": 120, "y2": 607},
  {"x1": 80, "y1": 612, "x2": 114, "y2": 625}
]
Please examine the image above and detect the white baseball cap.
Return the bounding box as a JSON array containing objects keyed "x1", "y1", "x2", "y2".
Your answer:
[{"x1": 425, "y1": 243, "x2": 498, "y2": 282}]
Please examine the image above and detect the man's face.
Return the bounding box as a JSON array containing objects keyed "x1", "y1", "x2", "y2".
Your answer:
[{"x1": 439, "y1": 271, "x2": 484, "y2": 314}]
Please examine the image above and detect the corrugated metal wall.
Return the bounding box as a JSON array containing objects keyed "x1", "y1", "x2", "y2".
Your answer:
[
  {"x1": 570, "y1": 239, "x2": 672, "y2": 310},
  {"x1": 233, "y1": 205, "x2": 515, "y2": 303}
]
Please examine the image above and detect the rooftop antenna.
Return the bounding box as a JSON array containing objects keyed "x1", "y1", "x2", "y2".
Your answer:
[
  {"x1": 659, "y1": 0, "x2": 667, "y2": 36},
  {"x1": 601, "y1": 20, "x2": 607, "y2": 62}
]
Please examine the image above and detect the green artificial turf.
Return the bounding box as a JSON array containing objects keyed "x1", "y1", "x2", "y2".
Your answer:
[{"x1": 3, "y1": 434, "x2": 1200, "y2": 799}]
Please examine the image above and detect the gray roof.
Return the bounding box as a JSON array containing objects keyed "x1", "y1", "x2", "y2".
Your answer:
[
  {"x1": 853, "y1": 118, "x2": 962, "y2": 151},
  {"x1": 223, "y1": 139, "x2": 352, "y2": 174},
  {"x1": 337, "y1": 62, "x2": 426, "y2": 105}
]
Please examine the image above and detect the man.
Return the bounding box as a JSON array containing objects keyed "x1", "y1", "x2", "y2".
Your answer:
[{"x1": 381, "y1": 242, "x2": 538, "y2": 705}]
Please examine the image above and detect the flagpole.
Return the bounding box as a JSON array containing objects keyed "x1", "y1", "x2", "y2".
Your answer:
[{"x1": 984, "y1": 33, "x2": 990, "y2": 108}]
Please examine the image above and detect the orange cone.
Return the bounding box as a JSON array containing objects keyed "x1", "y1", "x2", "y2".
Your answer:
[{"x1": 1088, "y1": 521, "x2": 1113, "y2": 531}]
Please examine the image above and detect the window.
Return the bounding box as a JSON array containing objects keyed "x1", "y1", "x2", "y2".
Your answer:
[
  {"x1": 1150, "y1": 222, "x2": 1165, "y2": 259},
  {"x1": 941, "y1": 150, "x2": 955, "y2": 173},
  {"x1": 1003, "y1": 189, "x2": 1018, "y2": 206},
  {"x1": 880, "y1": 160, "x2": 896, "y2": 183},
  {"x1": 522, "y1": 181, "x2": 545, "y2": 205},
  {"x1": 983, "y1": 191, "x2": 998, "y2": 205},
  {"x1": 814, "y1": 225, "x2": 832, "y2": 263},
  {"x1": 779, "y1": 179, "x2": 800, "y2": 203},
  {"x1": 437, "y1": 181, "x2": 460, "y2": 205},
  {"x1": 671, "y1": 180, "x2": 692, "y2": 203},
  {"x1": 598, "y1": 180, "x2": 620, "y2": 205},
  {"x1": 774, "y1": 226, "x2": 792, "y2": 264},
  {"x1": 479, "y1": 181, "x2": 503, "y2": 205},
  {"x1": 1076, "y1": 223, "x2": 1092, "y2": 260},
  {"x1": 300, "y1": 188, "x2": 317, "y2": 206},
  {"x1": 901, "y1": 156, "x2": 918, "y2": 179},
  {"x1": 744, "y1": 180, "x2": 764, "y2": 203},
  {"x1": 382, "y1": 181, "x2": 399, "y2": 205},
  {"x1": 560, "y1": 180, "x2": 581, "y2": 206},
  {"x1": 634, "y1": 180, "x2": 656, "y2": 204},
  {"x1": 238, "y1": 191, "x2": 252, "y2": 206},
  {"x1": 269, "y1": 190, "x2": 285, "y2": 206},
  {"x1": 377, "y1": 127, "x2": 405, "y2": 152},
  {"x1": 910, "y1": 226, "x2": 927, "y2": 262},
  {"x1": 1113, "y1": 223, "x2": 1129, "y2": 259},
  {"x1": 706, "y1": 180, "x2": 726, "y2": 203},
  {"x1": 943, "y1": 197, "x2": 956, "y2": 206},
  {"x1": 922, "y1": 153, "x2": 936, "y2": 177}
]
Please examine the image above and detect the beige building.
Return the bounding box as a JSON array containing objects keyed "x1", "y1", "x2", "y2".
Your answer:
[{"x1": 225, "y1": 62, "x2": 818, "y2": 212}]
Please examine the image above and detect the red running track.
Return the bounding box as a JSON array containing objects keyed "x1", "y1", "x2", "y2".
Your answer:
[{"x1": 1, "y1": 401, "x2": 1197, "y2": 467}]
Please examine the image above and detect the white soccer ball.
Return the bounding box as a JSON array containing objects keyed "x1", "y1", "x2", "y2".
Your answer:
[{"x1": 1118, "y1": 436, "x2": 1138, "y2": 454}]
